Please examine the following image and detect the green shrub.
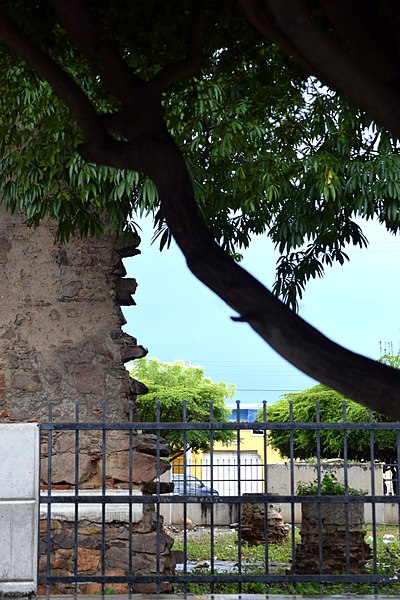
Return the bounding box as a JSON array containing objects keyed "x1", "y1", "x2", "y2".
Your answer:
[{"x1": 297, "y1": 473, "x2": 366, "y2": 496}]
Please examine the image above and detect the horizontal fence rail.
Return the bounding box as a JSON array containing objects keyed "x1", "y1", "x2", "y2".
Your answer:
[{"x1": 38, "y1": 400, "x2": 400, "y2": 595}]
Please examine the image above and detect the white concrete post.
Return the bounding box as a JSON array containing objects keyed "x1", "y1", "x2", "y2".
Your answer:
[{"x1": 0, "y1": 424, "x2": 39, "y2": 595}]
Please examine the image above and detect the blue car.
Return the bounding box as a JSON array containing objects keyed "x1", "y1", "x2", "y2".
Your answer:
[{"x1": 172, "y1": 474, "x2": 219, "y2": 496}]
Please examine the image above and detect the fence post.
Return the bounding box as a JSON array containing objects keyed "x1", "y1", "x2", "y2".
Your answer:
[{"x1": 0, "y1": 423, "x2": 39, "y2": 595}]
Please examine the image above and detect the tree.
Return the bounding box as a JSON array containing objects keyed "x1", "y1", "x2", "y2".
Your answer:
[
  {"x1": 262, "y1": 384, "x2": 396, "y2": 464},
  {"x1": 1, "y1": 2, "x2": 400, "y2": 416},
  {"x1": 379, "y1": 352, "x2": 400, "y2": 371},
  {"x1": 130, "y1": 358, "x2": 235, "y2": 457}
]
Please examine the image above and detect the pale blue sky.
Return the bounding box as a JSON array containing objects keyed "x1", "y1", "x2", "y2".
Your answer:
[{"x1": 123, "y1": 217, "x2": 400, "y2": 405}]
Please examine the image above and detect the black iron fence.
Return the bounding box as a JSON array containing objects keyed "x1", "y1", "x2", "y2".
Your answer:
[{"x1": 38, "y1": 400, "x2": 400, "y2": 595}]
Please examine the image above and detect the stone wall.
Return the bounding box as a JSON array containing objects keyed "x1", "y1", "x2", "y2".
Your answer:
[
  {"x1": 294, "y1": 503, "x2": 371, "y2": 574},
  {"x1": 0, "y1": 207, "x2": 145, "y2": 424},
  {"x1": 240, "y1": 497, "x2": 288, "y2": 545},
  {"x1": 38, "y1": 505, "x2": 182, "y2": 594},
  {"x1": 0, "y1": 207, "x2": 178, "y2": 586}
]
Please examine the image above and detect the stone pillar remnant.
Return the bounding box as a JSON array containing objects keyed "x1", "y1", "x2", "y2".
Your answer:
[{"x1": 295, "y1": 503, "x2": 371, "y2": 574}]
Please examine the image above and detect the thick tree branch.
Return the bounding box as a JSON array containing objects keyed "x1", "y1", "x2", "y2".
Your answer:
[
  {"x1": 380, "y1": 0, "x2": 400, "y2": 68},
  {"x1": 319, "y1": 0, "x2": 399, "y2": 84},
  {"x1": 241, "y1": 0, "x2": 400, "y2": 138},
  {"x1": 80, "y1": 132, "x2": 400, "y2": 419},
  {"x1": 0, "y1": 10, "x2": 107, "y2": 146},
  {"x1": 149, "y1": 138, "x2": 400, "y2": 420},
  {"x1": 238, "y1": 0, "x2": 316, "y2": 73},
  {"x1": 148, "y1": 19, "x2": 203, "y2": 94},
  {"x1": 51, "y1": 0, "x2": 143, "y2": 105}
]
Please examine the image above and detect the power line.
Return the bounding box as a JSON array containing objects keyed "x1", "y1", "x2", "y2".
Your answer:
[{"x1": 236, "y1": 388, "x2": 302, "y2": 392}]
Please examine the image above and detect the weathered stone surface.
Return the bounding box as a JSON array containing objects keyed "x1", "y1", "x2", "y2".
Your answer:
[
  {"x1": 241, "y1": 498, "x2": 289, "y2": 545},
  {"x1": 1, "y1": 209, "x2": 178, "y2": 592},
  {"x1": 116, "y1": 277, "x2": 137, "y2": 305},
  {"x1": 132, "y1": 582, "x2": 172, "y2": 594},
  {"x1": 106, "y1": 431, "x2": 171, "y2": 457},
  {"x1": 131, "y1": 531, "x2": 174, "y2": 554},
  {"x1": 131, "y1": 433, "x2": 171, "y2": 457},
  {"x1": 78, "y1": 547, "x2": 101, "y2": 572},
  {"x1": 12, "y1": 371, "x2": 43, "y2": 392},
  {"x1": 79, "y1": 522, "x2": 103, "y2": 536},
  {"x1": 132, "y1": 504, "x2": 159, "y2": 534},
  {"x1": 142, "y1": 481, "x2": 174, "y2": 495},
  {"x1": 116, "y1": 240, "x2": 141, "y2": 258},
  {"x1": 295, "y1": 503, "x2": 371, "y2": 574},
  {"x1": 39, "y1": 518, "x2": 178, "y2": 594},
  {"x1": 41, "y1": 452, "x2": 93, "y2": 484},
  {"x1": 121, "y1": 344, "x2": 148, "y2": 362},
  {"x1": 0, "y1": 206, "x2": 143, "y2": 425},
  {"x1": 72, "y1": 366, "x2": 106, "y2": 394},
  {"x1": 105, "y1": 451, "x2": 170, "y2": 483},
  {"x1": 105, "y1": 546, "x2": 129, "y2": 570},
  {"x1": 0, "y1": 235, "x2": 12, "y2": 261},
  {"x1": 129, "y1": 377, "x2": 149, "y2": 395},
  {"x1": 53, "y1": 528, "x2": 74, "y2": 550}
]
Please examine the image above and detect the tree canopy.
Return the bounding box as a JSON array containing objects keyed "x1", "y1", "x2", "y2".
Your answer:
[
  {"x1": 0, "y1": 1, "x2": 400, "y2": 416},
  {"x1": 130, "y1": 358, "x2": 234, "y2": 457},
  {"x1": 262, "y1": 384, "x2": 396, "y2": 463}
]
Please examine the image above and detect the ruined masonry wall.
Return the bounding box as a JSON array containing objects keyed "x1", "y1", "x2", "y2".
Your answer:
[
  {"x1": 0, "y1": 206, "x2": 145, "y2": 423},
  {"x1": 0, "y1": 208, "x2": 178, "y2": 589},
  {"x1": 38, "y1": 510, "x2": 182, "y2": 595}
]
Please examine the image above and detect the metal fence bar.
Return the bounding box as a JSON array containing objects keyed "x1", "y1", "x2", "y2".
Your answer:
[
  {"x1": 342, "y1": 401, "x2": 350, "y2": 591},
  {"x1": 155, "y1": 399, "x2": 161, "y2": 594},
  {"x1": 209, "y1": 401, "x2": 215, "y2": 595},
  {"x1": 45, "y1": 402, "x2": 52, "y2": 596},
  {"x1": 40, "y1": 571, "x2": 399, "y2": 585},
  {"x1": 128, "y1": 400, "x2": 133, "y2": 591},
  {"x1": 182, "y1": 400, "x2": 188, "y2": 595},
  {"x1": 101, "y1": 401, "x2": 106, "y2": 595},
  {"x1": 289, "y1": 400, "x2": 296, "y2": 592},
  {"x1": 262, "y1": 400, "x2": 269, "y2": 594},
  {"x1": 369, "y1": 408, "x2": 378, "y2": 594},
  {"x1": 73, "y1": 401, "x2": 79, "y2": 595},
  {"x1": 236, "y1": 400, "x2": 242, "y2": 594},
  {"x1": 397, "y1": 430, "x2": 400, "y2": 548},
  {"x1": 316, "y1": 400, "x2": 323, "y2": 593},
  {"x1": 39, "y1": 492, "x2": 395, "y2": 504},
  {"x1": 38, "y1": 401, "x2": 400, "y2": 593},
  {"x1": 39, "y1": 420, "x2": 400, "y2": 431}
]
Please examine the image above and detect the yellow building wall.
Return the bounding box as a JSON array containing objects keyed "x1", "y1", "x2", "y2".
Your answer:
[{"x1": 172, "y1": 429, "x2": 283, "y2": 481}]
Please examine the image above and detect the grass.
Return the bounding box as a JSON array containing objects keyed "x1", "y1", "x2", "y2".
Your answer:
[{"x1": 172, "y1": 525, "x2": 400, "y2": 595}]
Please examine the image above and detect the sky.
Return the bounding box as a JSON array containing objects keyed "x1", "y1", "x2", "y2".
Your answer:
[{"x1": 123, "y1": 217, "x2": 400, "y2": 406}]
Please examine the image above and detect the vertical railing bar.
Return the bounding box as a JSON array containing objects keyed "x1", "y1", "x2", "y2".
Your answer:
[
  {"x1": 263, "y1": 400, "x2": 269, "y2": 593},
  {"x1": 46, "y1": 402, "x2": 53, "y2": 595},
  {"x1": 73, "y1": 400, "x2": 80, "y2": 595},
  {"x1": 289, "y1": 400, "x2": 296, "y2": 593},
  {"x1": 316, "y1": 399, "x2": 323, "y2": 593},
  {"x1": 155, "y1": 399, "x2": 161, "y2": 594},
  {"x1": 369, "y1": 409, "x2": 378, "y2": 595},
  {"x1": 397, "y1": 430, "x2": 400, "y2": 546},
  {"x1": 128, "y1": 400, "x2": 133, "y2": 590},
  {"x1": 209, "y1": 401, "x2": 215, "y2": 594},
  {"x1": 101, "y1": 400, "x2": 106, "y2": 595},
  {"x1": 342, "y1": 401, "x2": 351, "y2": 592},
  {"x1": 182, "y1": 400, "x2": 188, "y2": 595},
  {"x1": 236, "y1": 400, "x2": 242, "y2": 594}
]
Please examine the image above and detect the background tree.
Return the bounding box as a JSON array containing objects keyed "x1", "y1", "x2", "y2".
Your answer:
[
  {"x1": 379, "y1": 344, "x2": 400, "y2": 370},
  {"x1": 0, "y1": 2, "x2": 400, "y2": 416},
  {"x1": 262, "y1": 384, "x2": 396, "y2": 464},
  {"x1": 130, "y1": 358, "x2": 235, "y2": 458}
]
